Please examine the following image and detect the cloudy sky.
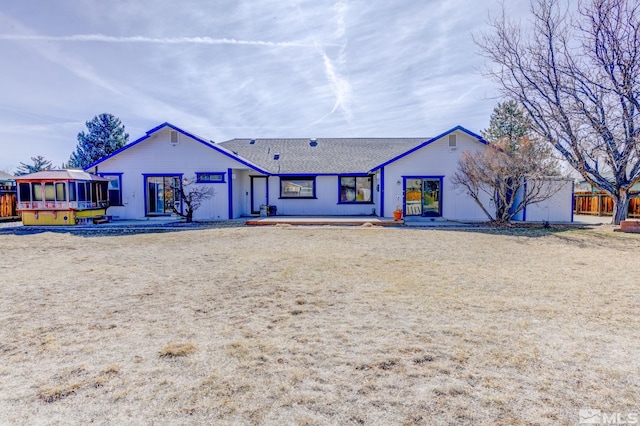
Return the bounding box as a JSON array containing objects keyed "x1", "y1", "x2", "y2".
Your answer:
[{"x1": 0, "y1": 0, "x2": 530, "y2": 173}]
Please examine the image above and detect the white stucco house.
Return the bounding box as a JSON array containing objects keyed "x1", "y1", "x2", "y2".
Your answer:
[{"x1": 83, "y1": 122, "x2": 573, "y2": 222}]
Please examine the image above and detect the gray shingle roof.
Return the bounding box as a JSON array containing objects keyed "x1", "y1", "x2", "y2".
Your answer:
[{"x1": 218, "y1": 138, "x2": 428, "y2": 174}]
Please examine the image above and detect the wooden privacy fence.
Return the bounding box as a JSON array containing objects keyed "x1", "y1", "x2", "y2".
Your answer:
[
  {"x1": 0, "y1": 192, "x2": 17, "y2": 218},
  {"x1": 574, "y1": 191, "x2": 640, "y2": 217}
]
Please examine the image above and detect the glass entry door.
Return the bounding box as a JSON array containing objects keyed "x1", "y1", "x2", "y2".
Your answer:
[
  {"x1": 421, "y1": 179, "x2": 440, "y2": 217},
  {"x1": 404, "y1": 177, "x2": 441, "y2": 217},
  {"x1": 146, "y1": 176, "x2": 180, "y2": 215}
]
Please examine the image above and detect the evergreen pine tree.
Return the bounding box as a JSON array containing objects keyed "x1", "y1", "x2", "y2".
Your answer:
[
  {"x1": 481, "y1": 100, "x2": 531, "y2": 151},
  {"x1": 15, "y1": 156, "x2": 53, "y2": 175},
  {"x1": 68, "y1": 113, "x2": 129, "y2": 169}
]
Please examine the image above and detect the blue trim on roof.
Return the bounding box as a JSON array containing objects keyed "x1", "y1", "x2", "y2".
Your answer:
[
  {"x1": 84, "y1": 122, "x2": 269, "y2": 175},
  {"x1": 369, "y1": 126, "x2": 487, "y2": 172},
  {"x1": 274, "y1": 173, "x2": 336, "y2": 177}
]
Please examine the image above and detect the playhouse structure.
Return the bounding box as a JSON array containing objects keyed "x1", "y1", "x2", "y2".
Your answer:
[{"x1": 14, "y1": 170, "x2": 110, "y2": 225}]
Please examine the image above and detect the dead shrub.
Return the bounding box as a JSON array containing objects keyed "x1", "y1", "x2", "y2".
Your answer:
[
  {"x1": 38, "y1": 382, "x2": 82, "y2": 403},
  {"x1": 159, "y1": 342, "x2": 197, "y2": 358}
]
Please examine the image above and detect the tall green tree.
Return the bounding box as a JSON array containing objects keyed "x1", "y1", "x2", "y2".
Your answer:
[
  {"x1": 477, "y1": 0, "x2": 640, "y2": 224},
  {"x1": 15, "y1": 156, "x2": 53, "y2": 176},
  {"x1": 481, "y1": 100, "x2": 531, "y2": 150},
  {"x1": 68, "y1": 113, "x2": 129, "y2": 169}
]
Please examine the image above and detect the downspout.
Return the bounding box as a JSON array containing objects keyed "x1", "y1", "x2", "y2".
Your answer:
[
  {"x1": 571, "y1": 180, "x2": 575, "y2": 223},
  {"x1": 380, "y1": 167, "x2": 385, "y2": 217},
  {"x1": 227, "y1": 168, "x2": 233, "y2": 219}
]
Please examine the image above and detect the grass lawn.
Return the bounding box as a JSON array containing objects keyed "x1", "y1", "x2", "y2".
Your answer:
[{"x1": 1, "y1": 225, "x2": 639, "y2": 425}]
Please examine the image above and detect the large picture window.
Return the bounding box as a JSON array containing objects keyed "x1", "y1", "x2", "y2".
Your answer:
[
  {"x1": 280, "y1": 177, "x2": 315, "y2": 198},
  {"x1": 339, "y1": 176, "x2": 373, "y2": 203},
  {"x1": 100, "y1": 174, "x2": 123, "y2": 206}
]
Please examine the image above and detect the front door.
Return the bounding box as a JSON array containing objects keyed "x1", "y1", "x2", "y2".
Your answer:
[
  {"x1": 146, "y1": 176, "x2": 180, "y2": 215},
  {"x1": 404, "y1": 177, "x2": 442, "y2": 217},
  {"x1": 421, "y1": 179, "x2": 441, "y2": 217},
  {"x1": 250, "y1": 176, "x2": 268, "y2": 214}
]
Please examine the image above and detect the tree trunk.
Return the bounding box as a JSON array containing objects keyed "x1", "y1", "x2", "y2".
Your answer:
[
  {"x1": 185, "y1": 208, "x2": 193, "y2": 223},
  {"x1": 611, "y1": 189, "x2": 630, "y2": 225}
]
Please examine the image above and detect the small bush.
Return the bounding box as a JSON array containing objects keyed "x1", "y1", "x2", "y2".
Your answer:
[{"x1": 159, "y1": 342, "x2": 197, "y2": 358}]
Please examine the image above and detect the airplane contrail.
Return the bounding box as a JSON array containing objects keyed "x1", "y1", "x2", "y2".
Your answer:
[{"x1": 0, "y1": 34, "x2": 325, "y2": 47}]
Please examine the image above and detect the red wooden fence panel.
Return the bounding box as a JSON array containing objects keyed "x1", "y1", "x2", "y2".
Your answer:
[
  {"x1": 574, "y1": 191, "x2": 640, "y2": 217},
  {"x1": 0, "y1": 193, "x2": 17, "y2": 217}
]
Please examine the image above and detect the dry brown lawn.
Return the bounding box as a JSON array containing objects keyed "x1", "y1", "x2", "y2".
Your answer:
[{"x1": 1, "y1": 225, "x2": 639, "y2": 425}]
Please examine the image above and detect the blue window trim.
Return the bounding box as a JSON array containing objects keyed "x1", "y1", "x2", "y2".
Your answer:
[
  {"x1": 279, "y1": 176, "x2": 317, "y2": 199},
  {"x1": 195, "y1": 171, "x2": 226, "y2": 183},
  {"x1": 402, "y1": 175, "x2": 444, "y2": 217},
  {"x1": 98, "y1": 172, "x2": 124, "y2": 206},
  {"x1": 337, "y1": 174, "x2": 375, "y2": 204},
  {"x1": 142, "y1": 173, "x2": 184, "y2": 216}
]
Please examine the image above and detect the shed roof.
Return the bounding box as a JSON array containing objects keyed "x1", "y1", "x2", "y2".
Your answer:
[
  {"x1": 13, "y1": 170, "x2": 108, "y2": 181},
  {"x1": 218, "y1": 137, "x2": 427, "y2": 174}
]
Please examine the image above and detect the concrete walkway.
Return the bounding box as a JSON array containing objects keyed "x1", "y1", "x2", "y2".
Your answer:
[
  {"x1": 245, "y1": 216, "x2": 404, "y2": 226},
  {"x1": 0, "y1": 214, "x2": 616, "y2": 232}
]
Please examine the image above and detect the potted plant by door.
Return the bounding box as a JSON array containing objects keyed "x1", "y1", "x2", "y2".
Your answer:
[{"x1": 393, "y1": 206, "x2": 403, "y2": 221}]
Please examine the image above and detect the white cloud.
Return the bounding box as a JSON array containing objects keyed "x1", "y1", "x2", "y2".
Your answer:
[{"x1": 0, "y1": 0, "x2": 533, "y2": 170}]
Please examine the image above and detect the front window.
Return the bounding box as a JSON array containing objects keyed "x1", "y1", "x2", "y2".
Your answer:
[
  {"x1": 68, "y1": 182, "x2": 77, "y2": 202},
  {"x1": 55, "y1": 182, "x2": 66, "y2": 201},
  {"x1": 78, "y1": 182, "x2": 87, "y2": 201},
  {"x1": 100, "y1": 174, "x2": 122, "y2": 206},
  {"x1": 280, "y1": 177, "x2": 315, "y2": 198},
  {"x1": 339, "y1": 176, "x2": 373, "y2": 203},
  {"x1": 32, "y1": 183, "x2": 43, "y2": 201},
  {"x1": 44, "y1": 183, "x2": 55, "y2": 201},
  {"x1": 19, "y1": 183, "x2": 31, "y2": 202},
  {"x1": 196, "y1": 172, "x2": 225, "y2": 183}
]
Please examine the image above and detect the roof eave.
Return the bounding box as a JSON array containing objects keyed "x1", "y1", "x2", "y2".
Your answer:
[{"x1": 369, "y1": 125, "x2": 487, "y2": 172}]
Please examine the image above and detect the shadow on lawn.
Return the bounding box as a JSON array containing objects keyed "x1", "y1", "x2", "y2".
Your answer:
[
  {"x1": 0, "y1": 221, "x2": 247, "y2": 238},
  {"x1": 403, "y1": 222, "x2": 614, "y2": 239},
  {"x1": 0, "y1": 220, "x2": 618, "y2": 239}
]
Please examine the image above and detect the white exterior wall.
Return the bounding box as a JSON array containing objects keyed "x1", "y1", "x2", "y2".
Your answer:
[
  {"x1": 266, "y1": 175, "x2": 379, "y2": 216},
  {"x1": 232, "y1": 170, "x2": 272, "y2": 218},
  {"x1": 517, "y1": 179, "x2": 574, "y2": 222},
  {"x1": 382, "y1": 131, "x2": 489, "y2": 221},
  {"x1": 87, "y1": 128, "x2": 260, "y2": 220}
]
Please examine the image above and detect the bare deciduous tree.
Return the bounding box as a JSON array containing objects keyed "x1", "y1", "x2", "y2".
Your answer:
[
  {"x1": 477, "y1": 0, "x2": 640, "y2": 224},
  {"x1": 171, "y1": 177, "x2": 215, "y2": 223},
  {"x1": 452, "y1": 136, "x2": 561, "y2": 224}
]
